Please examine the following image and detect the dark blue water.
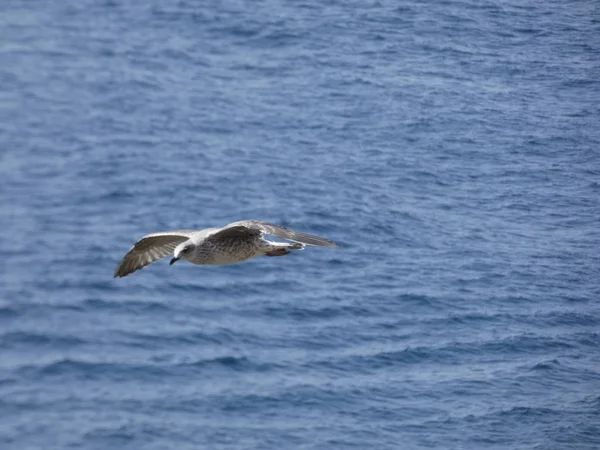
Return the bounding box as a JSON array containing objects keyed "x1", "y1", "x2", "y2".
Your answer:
[{"x1": 1, "y1": 1, "x2": 599, "y2": 449}]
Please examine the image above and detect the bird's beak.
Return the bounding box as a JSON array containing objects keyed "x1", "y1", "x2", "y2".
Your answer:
[{"x1": 169, "y1": 257, "x2": 179, "y2": 265}]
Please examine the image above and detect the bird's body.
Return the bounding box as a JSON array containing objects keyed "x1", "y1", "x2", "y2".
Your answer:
[
  {"x1": 193, "y1": 236, "x2": 264, "y2": 265},
  {"x1": 114, "y1": 220, "x2": 338, "y2": 278}
]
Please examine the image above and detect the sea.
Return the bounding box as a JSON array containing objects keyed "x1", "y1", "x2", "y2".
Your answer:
[{"x1": 1, "y1": 0, "x2": 599, "y2": 449}]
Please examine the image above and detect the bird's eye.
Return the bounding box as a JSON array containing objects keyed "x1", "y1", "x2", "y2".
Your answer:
[{"x1": 182, "y1": 247, "x2": 189, "y2": 252}]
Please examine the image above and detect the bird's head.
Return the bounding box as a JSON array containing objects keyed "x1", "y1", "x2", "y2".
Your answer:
[{"x1": 170, "y1": 241, "x2": 196, "y2": 265}]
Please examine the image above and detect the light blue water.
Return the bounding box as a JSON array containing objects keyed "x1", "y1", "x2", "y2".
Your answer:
[{"x1": 1, "y1": 1, "x2": 599, "y2": 449}]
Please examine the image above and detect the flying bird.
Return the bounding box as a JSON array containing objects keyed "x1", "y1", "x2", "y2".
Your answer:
[{"x1": 114, "y1": 220, "x2": 339, "y2": 278}]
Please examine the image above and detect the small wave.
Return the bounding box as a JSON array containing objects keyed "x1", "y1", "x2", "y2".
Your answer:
[
  {"x1": 184, "y1": 355, "x2": 248, "y2": 368},
  {"x1": 20, "y1": 358, "x2": 170, "y2": 381},
  {"x1": 116, "y1": 329, "x2": 226, "y2": 348},
  {"x1": 577, "y1": 395, "x2": 600, "y2": 407},
  {"x1": 0, "y1": 305, "x2": 19, "y2": 320},
  {"x1": 261, "y1": 304, "x2": 373, "y2": 321},
  {"x1": 81, "y1": 298, "x2": 171, "y2": 313},
  {"x1": 317, "y1": 332, "x2": 580, "y2": 374},
  {"x1": 315, "y1": 346, "x2": 441, "y2": 374},
  {"x1": 83, "y1": 426, "x2": 135, "y2": 443},
  {"x1": 541, "y1": 311, "x2": 600, "y2": 327},
  {"x1": 530, "y1": 359, "x2": 561, "y2": 371},
  {"x1": 0, "y1": 331, "x2": 85, "y2": 348},
  {"x1": 493, "y1": 406, "x2": 559, "y2": 419},
  {"x1": 218, "y1": 385, "x2": 355, "y2": 413},
  {"x1": 181, "y1": 355, "x2": 277, "y2": 373}
]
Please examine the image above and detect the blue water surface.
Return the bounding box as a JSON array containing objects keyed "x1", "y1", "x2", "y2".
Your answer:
[{"x1": 1, "y1": 0, "x2": 599, "y2": 449}]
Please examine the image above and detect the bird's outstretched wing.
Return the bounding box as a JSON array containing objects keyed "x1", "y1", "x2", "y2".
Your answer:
[
  {"x1": 209, "y1": 220, "x2": 339, "y2": 247},
  {"x1": 114, "y1": 230, "x2": 196, "y2": 278}
]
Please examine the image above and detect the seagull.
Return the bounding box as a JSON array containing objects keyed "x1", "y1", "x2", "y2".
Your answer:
[{"x1": 114, "y1": 220, "x2": 339, "y2": 278}]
